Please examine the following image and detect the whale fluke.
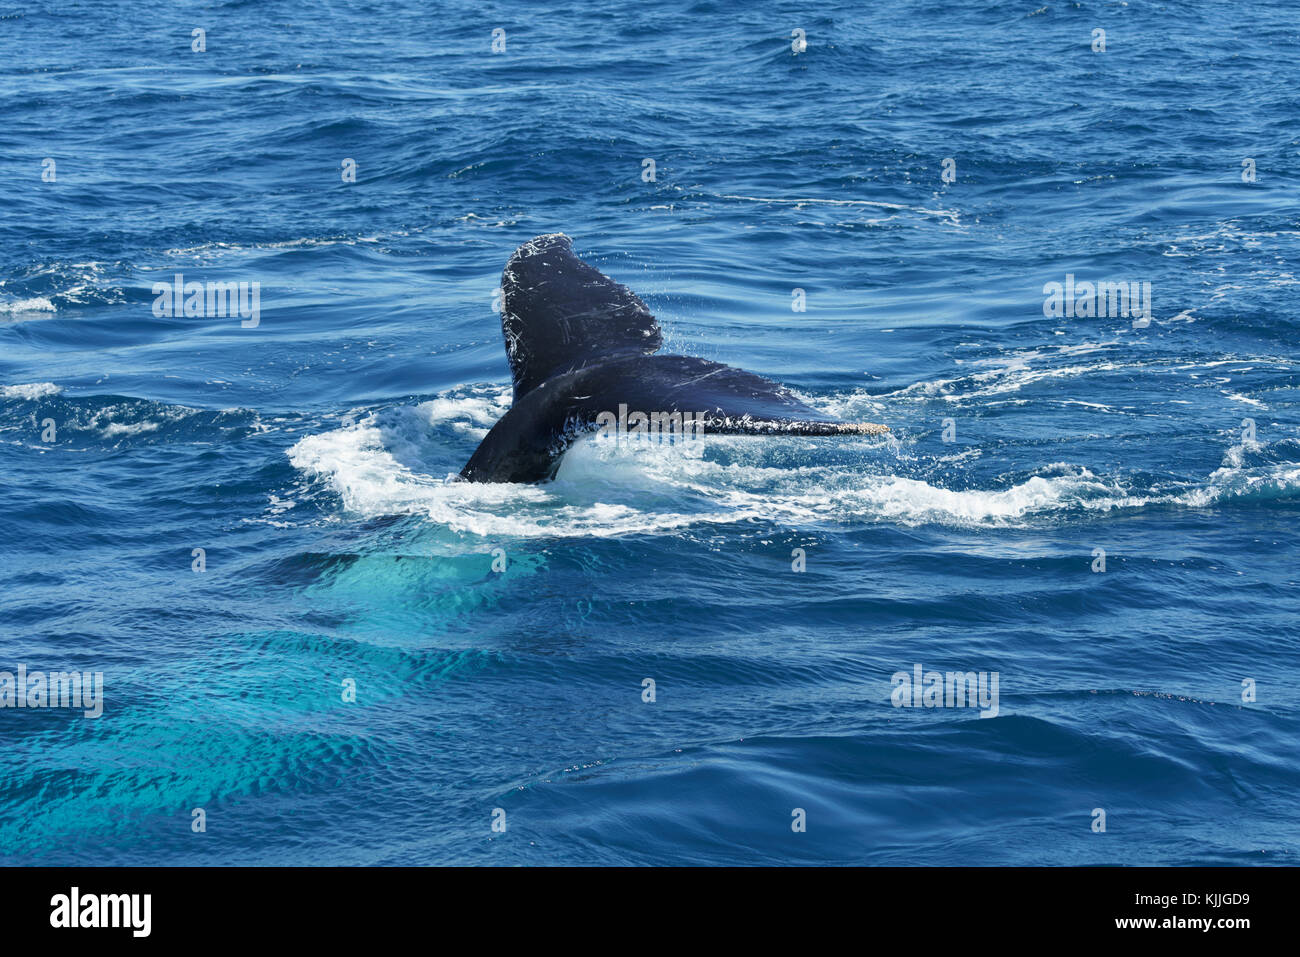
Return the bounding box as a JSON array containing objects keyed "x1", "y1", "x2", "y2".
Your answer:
[
  {"x1": 501, "y1": 233, "x2": 661, "y2": 401},
  {"x1": 461, "y1": 235, "x2": 888, "y2": 483}
]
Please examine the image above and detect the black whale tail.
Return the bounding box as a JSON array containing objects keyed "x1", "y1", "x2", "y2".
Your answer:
[
  {"x1": 461, "y1": 235, "x2": 889, "y2": 483},
  {"x1": 500, "y1": 233, "x2": 662, "y2": 401}
]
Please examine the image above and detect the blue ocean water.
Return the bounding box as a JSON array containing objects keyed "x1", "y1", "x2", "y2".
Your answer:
[{"x1": 1, "y1": 0, "x2": 1297, "y2": 866}]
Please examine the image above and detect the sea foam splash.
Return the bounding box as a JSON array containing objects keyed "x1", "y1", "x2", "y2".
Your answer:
[
  {"x1": 0, "y1": 298, "x2": 57, "y2": 317},
  {"x1": 286, "y1": 386, "x2": 1300, "y2": 538},
  {"x1": 1, "y1": 382, "x2": 62, "y2": 399}
]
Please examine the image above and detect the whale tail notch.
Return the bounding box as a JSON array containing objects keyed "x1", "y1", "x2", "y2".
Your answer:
[{"x1": 500, "y1": 233, "x2": 662, "y2": 401}]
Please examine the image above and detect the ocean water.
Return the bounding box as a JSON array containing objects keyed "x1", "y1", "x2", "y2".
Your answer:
[{"x1": 1, "y1": 0, "x2": 1297, "y2": 866}]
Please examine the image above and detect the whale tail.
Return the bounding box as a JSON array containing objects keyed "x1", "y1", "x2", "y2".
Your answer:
[
  {"x1": 463, "y1": 235, "x2": 889, "y2": 482},
  {"x1": 500, "y1": 233, "x2": 662, "y2": 401}
]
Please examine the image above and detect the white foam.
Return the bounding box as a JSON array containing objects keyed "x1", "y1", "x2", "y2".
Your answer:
[
  {"x1": 1, "y1": 382, "x2": 62, "y2": 399},
  {"x1": 161, "y1": 235, "x2": 380, "y2": 258},
  {"x1": 101, "y1": 421, "x2": 160, "y2": 438},
  {"x1": 1224, "y1": 391, "x2": 1266, "y2": 409},
  {"x1": 711, "y1": 192, "x2": 962, "y2": 227},
  {"x1": 288, "y1": 419, "x2": 619, "y2": 537},
  {"x1": 1217, "y1": 431, "x2": 1264, "y2": 471},
  {"x1": 887, "y1": 359, "x2": 1129, "y2": 402},
  {"x1": 0, "y1": 298, "x2": 56, "y2": 315},
  {"x1": 285, "y1": 383, "x2": 1300, "y2": 538},
  {"x1": 416, "y1": 389, "x2": 510, "y2": 427}
]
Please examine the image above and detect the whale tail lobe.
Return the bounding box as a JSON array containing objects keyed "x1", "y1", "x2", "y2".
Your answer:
[{"x1": 500, "y1": 233, "x2": 662, "y2": 401}]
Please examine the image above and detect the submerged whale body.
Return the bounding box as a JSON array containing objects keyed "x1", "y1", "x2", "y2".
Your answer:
[{"x1": 460, "y1": 234, "x2": 888, "y2": 483}]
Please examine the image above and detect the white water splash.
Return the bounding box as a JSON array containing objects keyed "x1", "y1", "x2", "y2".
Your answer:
[
  {"x1": 1, "y1": 382, "x2": 62, "y2": 399},
  {"x1": 286, "y1": 386, "x2": 1300, "y2": 538},
  {"x1": 0, "y1": 297, "x2": 56, "y2": 316}
]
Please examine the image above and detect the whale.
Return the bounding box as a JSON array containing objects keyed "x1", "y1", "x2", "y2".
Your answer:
[{"x1": 460, "y1": 234, "x2": 888, "y2": 483}]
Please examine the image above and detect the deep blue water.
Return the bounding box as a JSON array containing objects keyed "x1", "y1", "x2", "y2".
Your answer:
[{"x1": 1, "y1": 0, "x2": 1297, "y2": 865}]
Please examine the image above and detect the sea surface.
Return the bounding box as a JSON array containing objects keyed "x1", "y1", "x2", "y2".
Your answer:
[{"x1": 1, "y1": 0, "x2": 1297, "y2": 865}]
